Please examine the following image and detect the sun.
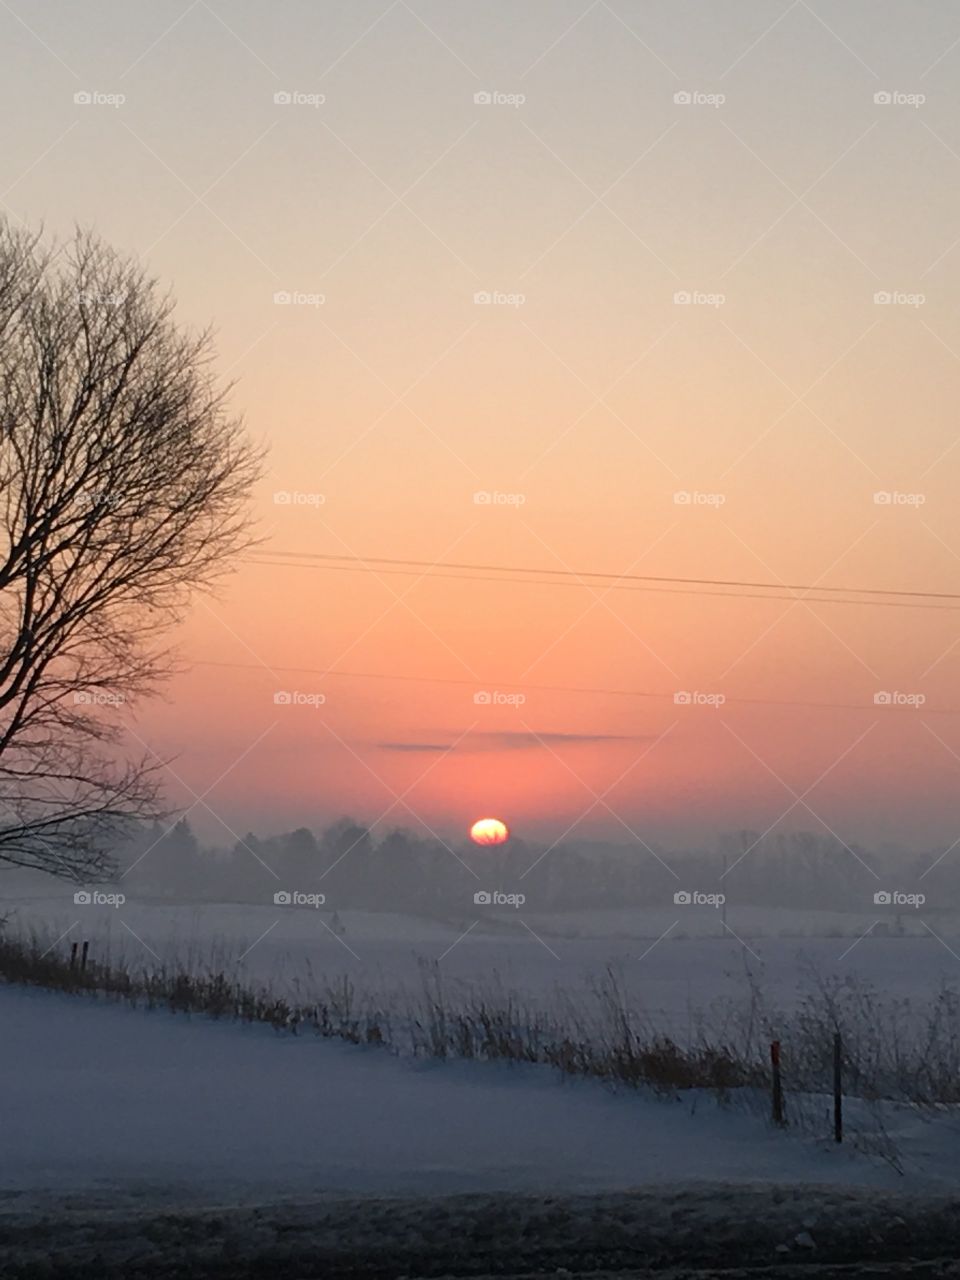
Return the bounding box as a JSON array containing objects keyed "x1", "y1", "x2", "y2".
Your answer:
[{"x1": 469, "y1": 817, "x2": 509, "y2": 846}]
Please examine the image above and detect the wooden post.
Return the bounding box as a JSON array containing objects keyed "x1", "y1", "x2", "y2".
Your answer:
[
  {"x1": 69, "y1": 942, "x2": 78, "y2": 971},
  {"x1": 80, "y1": 940, "x2": 89, "y2": 973},
  {"x1": 833, "y1": 1031, "x2": 843, "y2": 1144},
  {"x1": 770, "y1": 1040, "x2": 785, "y2": 1126}
]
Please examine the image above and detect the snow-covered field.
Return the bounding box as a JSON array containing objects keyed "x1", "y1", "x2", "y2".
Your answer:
[
  {"x1": 6, "y1": 904, "x2": 960, "y2": 1276},
  {"x1": 3, "y1": 892, "x2": 959, "y2": 1032},
  {"x1": 3, "y1": 982, "x2": 960, "y2": 1207},
  {"x1": 6, "y1": 891, "x2": 960, "y2": 1217}
]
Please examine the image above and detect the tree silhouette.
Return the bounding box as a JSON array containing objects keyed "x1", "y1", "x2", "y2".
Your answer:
[{"x1": 0, "y1": 221, "x2": 261, "y2": 880}]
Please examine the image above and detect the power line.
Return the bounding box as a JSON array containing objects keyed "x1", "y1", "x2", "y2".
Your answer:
[
  {"x1": 244, "y1": 552, "x2": 960, "y2": 611},
  {"x1": 189, "y1": 658, "x2": 960, "y2": 716}
]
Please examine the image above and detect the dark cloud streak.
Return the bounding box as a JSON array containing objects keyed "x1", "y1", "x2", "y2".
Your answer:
[{"x1": 375, "y1": 731, "x2": 654, "y2": 754}]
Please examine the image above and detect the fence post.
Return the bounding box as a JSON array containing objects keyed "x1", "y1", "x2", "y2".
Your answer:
[
  {"x1": 833, "y1": 1030, "x2": 843, "y2": 1144},
  {"x1": 80, "y1": 940, "x2": 89, "y2": 973},
  {"x1": 69, "y1": 942, "x2": 78, "y2": 971},
  {"x1": 770, "y1": 1039, "x2": 785, "y2": 1126}
]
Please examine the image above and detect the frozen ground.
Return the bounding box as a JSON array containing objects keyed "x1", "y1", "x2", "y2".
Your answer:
[{"x1": 7, "y1": 1182, "x2": 960, "y2": 1279}]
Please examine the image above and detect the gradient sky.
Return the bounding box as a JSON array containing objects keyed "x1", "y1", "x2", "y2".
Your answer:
[{"x1": 6, "y1": 0, "x2": 960, "y2": 849}]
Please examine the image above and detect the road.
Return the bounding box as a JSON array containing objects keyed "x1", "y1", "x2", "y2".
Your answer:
[{"x1": 4, "y1": 1184, "x2": 960, "y2": 1278}]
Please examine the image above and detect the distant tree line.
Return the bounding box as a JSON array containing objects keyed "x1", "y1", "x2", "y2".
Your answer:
[{"x1": 96, "y1": 818, "x2": 945, "y2": 916}]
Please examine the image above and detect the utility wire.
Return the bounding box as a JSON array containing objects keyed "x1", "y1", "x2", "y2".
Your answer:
[{"x1": 244, "y1": 553, "x2": 960, "y2": 611}]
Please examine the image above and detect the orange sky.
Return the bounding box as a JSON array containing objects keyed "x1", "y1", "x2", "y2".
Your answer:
[{"x1": 8, "y1": 0, "x2": 960, "y2": 847}]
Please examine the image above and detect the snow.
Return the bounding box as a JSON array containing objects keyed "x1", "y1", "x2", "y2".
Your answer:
[
  {"x1": 5, "y1": 894, "x2": 960, "y2": 1033},
  {"x1": 3, "y1": 982, "x2": 960, "y2": 1207}
]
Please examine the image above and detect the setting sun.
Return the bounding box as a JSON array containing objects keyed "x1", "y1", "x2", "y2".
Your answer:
[{"x1": 469, "y1": 817, "x2": 510, "y2": 846}]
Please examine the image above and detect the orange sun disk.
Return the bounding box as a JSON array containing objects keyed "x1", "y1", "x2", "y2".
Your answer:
[{"x1": 469, "y1": 817, "x2": 509, "y2": 845}]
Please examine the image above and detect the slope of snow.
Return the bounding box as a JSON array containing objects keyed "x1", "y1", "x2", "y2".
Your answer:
[{"x1": 3, "y1": 982, "x2": 959, "y2": 1205}]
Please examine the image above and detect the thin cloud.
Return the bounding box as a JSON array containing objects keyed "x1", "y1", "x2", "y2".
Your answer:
[{"x1": 375, "y1": 732, "x2": 652, "y2": 754}]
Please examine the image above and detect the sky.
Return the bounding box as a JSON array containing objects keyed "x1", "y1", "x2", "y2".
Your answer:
[{"x1": 5, "y1": 0, "x2": 960, "y2": 851}]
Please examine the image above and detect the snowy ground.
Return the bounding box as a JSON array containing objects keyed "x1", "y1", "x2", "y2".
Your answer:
[
  {"x1": 3, "y1": 982, "x2": 960, "y2": 1206},
  {"x1": 3, "y1": 894, "x2": 959, "y2": 1036},
  {"x1": 6, "y1": 981, "x2": 960, "y2": 1275}
]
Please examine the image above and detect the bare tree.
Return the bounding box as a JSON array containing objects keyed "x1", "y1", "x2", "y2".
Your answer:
[{"x1": 0, "y1": 221, "x2": 261, "y2": 880}]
